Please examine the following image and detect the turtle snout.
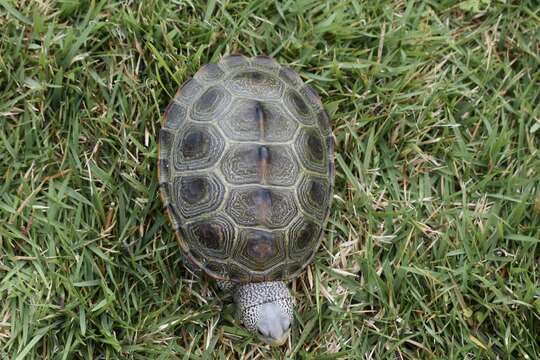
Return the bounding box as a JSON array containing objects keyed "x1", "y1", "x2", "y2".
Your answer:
[{"x1": 255, "y1": 302, "x2": 291, "y2": 346}]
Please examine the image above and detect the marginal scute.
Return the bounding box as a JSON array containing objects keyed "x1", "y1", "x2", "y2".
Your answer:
[
  {"x1": 326, "y1": 135, "x2": 335, "y2": 163},
  {"x1": 251, "y1": 55, "x2": 280, "y2": 73},
  {"x1": 173, "y1": 174, "x2": 224, "y2": 219},
  {"x1": 158, "y1": 129, "x2": 174, "y2": 160},
  {"x1": 288, "y1": 261, "x2": 306, "y2": 277},
  {"x1": 228, "y1": 262, "x2": 251, "y2": 282},
  {"x1": 300, "y1": 84, "x2": 323, "y2": 110},
  {"x1": 164, "y1": 102, "x2": 187, "y2": 130},
  {"x1": 265, "y1": 265, "x2": 288, "y2": 281},
  {"x1": 317, "y1": 109, "x2": 331, "y2": 135},
  {"x1": 279, "y1": 67, "x2": 303, "y2": 88},
  {"x1": 205, "y1": 260, "x2": 226, "y2": 276},
  {"x1": 160, "y1": 182, "x2": 172, "y2": 205},
  {"x1": 220, "y1": 54, "x2": 249, "y2": 69},
  {"x1": 165, "y1": 202, "x2": 181, "y2": 227},
  {"x1": 327, "y1": 136, "x2": 336, "y2": 191},
  {"x1": 175, "y1": 78, "x2": 203, "y2": 105},
  {"x1": 194, "y1": 63, "x2": 225, "y2": 82},
  {"x1": 158, "y1": 159, "x2": 170, "y2": 184}
]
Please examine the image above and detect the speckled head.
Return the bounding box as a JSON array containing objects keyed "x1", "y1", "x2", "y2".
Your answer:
[{"x1": 233, "y1": 281, "x2": 293, "y2": 346}]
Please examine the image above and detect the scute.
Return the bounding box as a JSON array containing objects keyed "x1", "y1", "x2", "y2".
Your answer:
[
  {"x1": 279, "y1": 67, "x2": 303, "y2": 88},
  {"x1": 173, "y1": 124, "x2": 225, "y2": 171},
  {"x1": 225, "y1": 187, "x2": 297, "y2": 229},
  {"x1": 227, "y1": 71, "x2": 284, "y2": 99},
  {"x1": 220, "y1": 144, "x2": 299, "y2": 186},
  {"x1": 219, "y1": 53, "x2": 250, "y2": 69},
  {"x1": 219, "y1": 99, "x2": 298, "y2": 142},
  {"x1": 300, "y1": 84, "x2": 323, "y2": 110},
  {"x1": 164, "y1": 102, "x2": 187, "y2": 130},
  {"x1": 284, "y1": 89, "x2": 314, "y2": 124},
  {"x1": 194, "y1": 63, "x2": 225, "y2": 83},
  {"x1": 175, "y1": 78, "x2": 203, "y2": 105},
  {"x1": 184, "y1": 215, "x2": 235, "y2": 259},
  {"x1": 294, "y1": 128, "x2": 327, "y2": 173},
  {"x1": 158, "y1": 129, "x2": 174, "y2": 161},
  {"x1": 251, "y1": 55, "x2": 280, "y2": 72},
  {"x1": 173, "y1": 173, "x2": 225, "y2": 218},
  {"x1": 158, "y1": 55, "x2": 334, "y2": 283},
  {"x1": 235, "y1": 229, "x2": 285, "y2": 271},
  {"x1": 289, "y1": 217, "x2": 322, "y2": 258},
  {"x1": 317, "y1": 109, "x2": 332, "y2": 135},
  {"x1": 190, "y1": 85, "x2": 231, "y2": 121},
  {"x1": 297, "y1": 175, "x2": 330, "y2": 218}
]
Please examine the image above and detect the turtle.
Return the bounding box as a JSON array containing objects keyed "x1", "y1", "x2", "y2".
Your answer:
[{"x1": 158, "y1": 54, "x2": 335, "y2": 346}]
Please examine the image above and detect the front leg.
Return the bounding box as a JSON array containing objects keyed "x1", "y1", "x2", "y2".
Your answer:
[{"x1": 215, "y1": 279, "x2": 236, "y2": 292}]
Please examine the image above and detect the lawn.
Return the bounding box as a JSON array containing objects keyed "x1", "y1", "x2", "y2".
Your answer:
[{"x1": 1, "y1": 0, "x2": 539, "y2": 359}]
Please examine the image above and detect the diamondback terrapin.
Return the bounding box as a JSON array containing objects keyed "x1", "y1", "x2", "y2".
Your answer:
[{"x1": 158, "y1": 54, "x2": 334, "y2": 345}]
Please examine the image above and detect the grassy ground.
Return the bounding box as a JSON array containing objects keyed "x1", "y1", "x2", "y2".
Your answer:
[{"x1": 1, "y1": 0, "x2": 539, "y2": 359}]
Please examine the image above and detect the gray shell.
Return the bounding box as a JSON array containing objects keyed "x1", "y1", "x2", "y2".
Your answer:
[{"x1": 158, "y1": 54, "x2": 335, "y2": 282}]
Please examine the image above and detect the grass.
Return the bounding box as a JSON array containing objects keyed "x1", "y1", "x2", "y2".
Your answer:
[{"x1": 0, "y1": 0, "x2": 539, "y2": 358}]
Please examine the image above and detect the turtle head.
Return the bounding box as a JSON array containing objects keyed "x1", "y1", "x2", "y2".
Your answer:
[{"x1": 233, "y1": 281, "x2": 293, "y2": 346}]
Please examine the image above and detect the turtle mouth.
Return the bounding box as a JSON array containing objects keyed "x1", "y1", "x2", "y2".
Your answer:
[
  {"x1": 251, "y1": 299, "x2": 291, "y2": 347},
  {"x1": 258, "y1": 329, "x2": 290, "y2": 346}
]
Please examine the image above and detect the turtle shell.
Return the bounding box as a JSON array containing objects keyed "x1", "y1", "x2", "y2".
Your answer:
[{"x1": 158, "y1": 54, "x2": 335, "y2": 282}]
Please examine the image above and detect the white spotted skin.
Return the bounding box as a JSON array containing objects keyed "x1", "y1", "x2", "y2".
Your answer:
[
  {"x1": 216, "y1": 279, "x2": 235, "y2": 292},
  {"x1": 232, "y1": 281, "x2": 293, "y2": 345}
]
